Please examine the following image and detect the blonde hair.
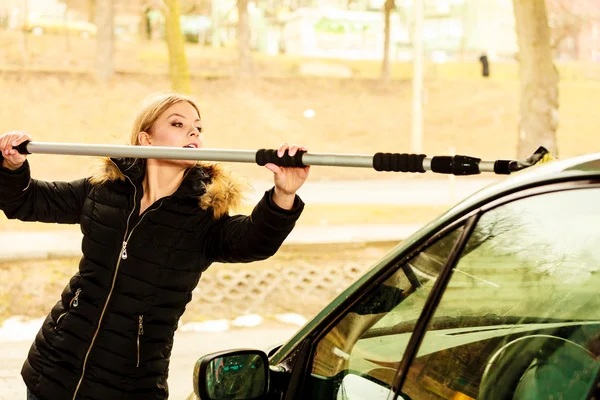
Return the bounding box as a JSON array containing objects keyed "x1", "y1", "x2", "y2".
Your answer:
[{"x1": 130, "y1": 92, "x2": 201, "y2": 145}]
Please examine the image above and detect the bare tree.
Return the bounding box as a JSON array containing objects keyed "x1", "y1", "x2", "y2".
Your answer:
[
  {"x1": 20, "y1": 0, "x2": 29, "y2": 71},
  {"x1": 381, "y1": 0, "x2": 395, "y2": 82},
  {"x1": 88, "y1": 0, "x2": 96, "y2": 23},
  {"x1": 549, "y1": 10, "x2": 580, "y2": 51},
  {"x1": 512, "y1": 0, "x2": 559, "y2": 159},
  {"x1": 180, "y1": 0, "x2": 210, "y2": 14},
  {"x1": 547, "y1": 0, "x2": 600, "y2": 53},
  {"x1": 64, "y1": 0, "x2": 72, "y2": 52},
  {"x1": 95, "y1": 0, "x2": 114, "y2": 82},
  {"x1": 164, "y1": 0, "x2": 191, "y2": 93},
  {"x1": 237, "y1": 0, "x2": 253, "y2": 77}
]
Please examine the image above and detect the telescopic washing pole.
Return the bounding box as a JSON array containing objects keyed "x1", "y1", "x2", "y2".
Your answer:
[{"x1": 13, "y1": 141, "x2": 551, "y2": 176}]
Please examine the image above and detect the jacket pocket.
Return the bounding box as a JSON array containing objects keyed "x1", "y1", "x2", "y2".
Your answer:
[
  {"x1": 55, "y1": 288, "x2": 82, "y2": 331},
  {"x1": 136, "y1": 314, "x2": 145, "y2": 368}
]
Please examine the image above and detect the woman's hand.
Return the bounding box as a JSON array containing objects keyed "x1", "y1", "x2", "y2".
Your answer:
[
  {"x1": 0, "y1": 131, "x2": 31, "y2": 170},
  {"x1": 264, "y1": 143, "x2": 310, "y2": 210}
]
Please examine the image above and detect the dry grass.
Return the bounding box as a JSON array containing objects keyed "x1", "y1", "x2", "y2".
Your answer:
[
  {"x1": 0, "y1": 258, "x2": 75, "y2": 323},
  {"x1": 243, "y1": 203, "x2": 449, "y2": 225},
  {"x1": 1, "y1": 74, "x2": 599, "y2": 183}
]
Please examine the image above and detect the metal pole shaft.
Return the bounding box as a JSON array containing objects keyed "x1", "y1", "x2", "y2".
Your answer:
[
  {"x1": 17, "y1": 141, "x2": 532, "y2": 175},
  {"x1": 26, "y1": 142, "x2": 257, "y2": 163},
  {"x1": 302, "y1": 153, "x2": 373, "y2": 168},
  {"x1": 477, "y1": 160, "x2": 496, "y2": 173},
  {"x1": 24, "y1": 142, "x2": 377, "y2": 168}
]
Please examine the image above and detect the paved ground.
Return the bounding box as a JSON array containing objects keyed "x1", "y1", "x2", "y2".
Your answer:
[
  {"x1": 0, "y1": 323, "x2": 299, "y2": 400},
  {"x1": 245, "y1": 177, "x2": 496, "y2": 205},
  {"x1": 0, "y1": 223, "x2": 423, "y2": 261}
]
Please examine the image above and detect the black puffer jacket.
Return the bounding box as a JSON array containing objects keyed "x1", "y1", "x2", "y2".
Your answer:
[{"x1": 0, "y1": 157, "x2": 304, "y2": 400}]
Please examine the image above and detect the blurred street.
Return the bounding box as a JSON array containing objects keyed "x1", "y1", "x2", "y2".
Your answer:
[{"x1": 0, "y1": 178, "x2": 495, "y2": 260}]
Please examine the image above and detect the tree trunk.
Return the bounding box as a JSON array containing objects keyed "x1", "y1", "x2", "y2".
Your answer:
[
  {"x1": 381, "y1": 0, "x2": 394, "y2": 82},
  {"x1": 512, "y1": 0, "x2": 559, "y2": 159},
  {"x1": 164, "y1": 0, "x2": 191, "y2": 93},
  {"x1": 20, "y1": 0, "x2": 29, "y2": 71},
  {"x1": 237, "y1": 0, "x2": 253, "y2": 77},
  {"x1": 64, "y1": 0, "x2": 71, "y2": 52},
  {"x1": 88, "y1": 0, "x2": 96, "y2": 23},
  {"x1": 95, "y1": 0, "x2": 114, "y2": 82}
]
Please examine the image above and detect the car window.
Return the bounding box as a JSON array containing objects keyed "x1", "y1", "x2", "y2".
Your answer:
[
  {"x1": 306, "y1": 225, "x2": 465, "y2": 399},
  {"x1": 401, "y1": 188, "x2": 600, "y2": 400}
]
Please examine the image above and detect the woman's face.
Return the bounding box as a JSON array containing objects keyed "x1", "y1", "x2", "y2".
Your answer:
[{"x1": 141, "y1": 101, "x2": 203, "y2": 168}]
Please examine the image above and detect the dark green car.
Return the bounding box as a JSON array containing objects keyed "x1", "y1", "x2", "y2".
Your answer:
[{"x1": 188, "y1": 152, "x2": 600, "y2": 400}]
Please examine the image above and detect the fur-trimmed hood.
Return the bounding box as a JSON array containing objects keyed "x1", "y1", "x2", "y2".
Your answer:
[{"x1": 90, "y1": 157, "x2": 246, "y2": 218}]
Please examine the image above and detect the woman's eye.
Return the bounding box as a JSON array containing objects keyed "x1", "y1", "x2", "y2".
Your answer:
[
  {"x1": 172, "y1": 122, "x2": 183, "y2": 128},
  {"x1": 195, "y1": 126, "x2": 202, "y2": 133}
]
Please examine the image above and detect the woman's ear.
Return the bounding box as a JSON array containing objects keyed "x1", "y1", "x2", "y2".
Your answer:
[{"x1": 138, "y1": 131, "x2": 152, "y2": 146}]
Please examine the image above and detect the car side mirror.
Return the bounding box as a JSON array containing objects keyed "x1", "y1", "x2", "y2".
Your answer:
[{"x1": 194, "y1": 349, "x2": 269, "y2": 400}]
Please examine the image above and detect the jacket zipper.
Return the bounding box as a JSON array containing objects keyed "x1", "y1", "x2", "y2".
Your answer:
[
  {"x1": 72, "y1": 177, "x2": 165, "y2": 399},
  {"x1": 55, "y1": 288, "x2": 82, "y2": 330},
  {"x1": 136, "y1": 315, "x2": 144, "y2": 368}
]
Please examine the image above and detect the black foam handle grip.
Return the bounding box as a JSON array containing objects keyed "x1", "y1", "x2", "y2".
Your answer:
[
  {"x1": 373, "y1": 153, "x2": 426, "y2": 172},
  {"x1": 256, "y1": 149, "x2": 307, "y2": 168},
  {"x1": 493, "y1": 160, "x2": 513, "y2": 175},
  {"x1": 430, "y1": 155, "x2": 481, "y2": 175},
  {"x1": 12, "y1": 140, "x2": 31, "y2": 155}
]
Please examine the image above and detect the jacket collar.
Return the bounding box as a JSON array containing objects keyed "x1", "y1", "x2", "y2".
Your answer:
[{"x1": 90, "y1": 157, "x2": 246, "y2": 218}]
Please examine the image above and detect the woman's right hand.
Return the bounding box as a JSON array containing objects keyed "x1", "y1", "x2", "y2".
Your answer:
[{"x1": 0, "y1": 131, "x2": 31, "y2": 170}]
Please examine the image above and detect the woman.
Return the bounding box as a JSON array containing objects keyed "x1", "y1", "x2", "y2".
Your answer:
[{"x1": 0, "y1": 93, "x2": 309, "y2": 400}]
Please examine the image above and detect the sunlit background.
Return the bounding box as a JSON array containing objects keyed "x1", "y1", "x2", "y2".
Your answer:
[{"x1": 0, "y1": 0, "x2": 599, "y2": 398}]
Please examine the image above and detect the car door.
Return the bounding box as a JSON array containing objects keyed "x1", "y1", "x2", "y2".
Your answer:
[
  {"x1": 278, "y1": 180, "x2": 600, "y2": 400},
  {"x1": 396, "y1": 182, "x2": 600, "y2": 400}
]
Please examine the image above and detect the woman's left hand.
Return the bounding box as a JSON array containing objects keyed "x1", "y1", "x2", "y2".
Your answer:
[{"x1": 265, "y1": 143, "x2": 310, "y2": 202}]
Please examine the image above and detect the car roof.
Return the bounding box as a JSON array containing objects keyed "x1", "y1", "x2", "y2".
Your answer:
[{"x1": 271, "y1": 152, "x2": 600, "y2": 364}]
